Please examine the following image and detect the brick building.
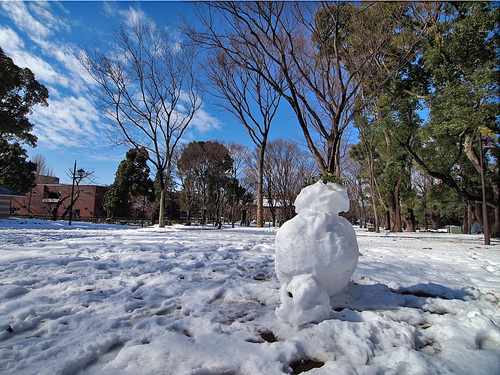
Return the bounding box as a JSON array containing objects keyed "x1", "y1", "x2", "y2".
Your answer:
[
  {"x1": 0, "y1": 186, "x2": 25, "y2": 218},
  {"x1": 11, "y1": 178, "x2": 108, "y2": 221}
]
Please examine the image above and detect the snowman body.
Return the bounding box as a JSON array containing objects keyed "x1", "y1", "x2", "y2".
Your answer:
[
  {"x1": 275, "y1": 181, "x2": 359, "y2": 325},
  {"x1": 275, "y1": 210, "x2": 359, "y2": 296}
]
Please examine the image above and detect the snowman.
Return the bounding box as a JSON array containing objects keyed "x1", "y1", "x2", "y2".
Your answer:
[{"x1": 275, "y1": 181, "x2": 359, "y2": 326}]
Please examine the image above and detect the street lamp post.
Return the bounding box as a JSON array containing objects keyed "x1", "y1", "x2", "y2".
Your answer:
[{"x1": 69, "y1": 161, "x2": 85, "y2": 226}]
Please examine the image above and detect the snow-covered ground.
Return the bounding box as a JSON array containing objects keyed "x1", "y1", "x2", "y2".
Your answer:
[{"x1": 0, "y1": 218, "x2": 499, "y2": 374}]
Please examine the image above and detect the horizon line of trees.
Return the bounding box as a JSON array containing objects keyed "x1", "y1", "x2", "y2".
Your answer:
[
  {"x1": 1, "y1": 2, "x2": 498, "y2": 237},
  {"x1": 100, "y1": 1, "x2": 499, "y2": 236}
]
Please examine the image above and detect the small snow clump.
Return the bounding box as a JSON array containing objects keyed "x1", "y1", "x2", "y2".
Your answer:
[{"x1": 275, "y1": 273, "x2": 331, "y2": 326}]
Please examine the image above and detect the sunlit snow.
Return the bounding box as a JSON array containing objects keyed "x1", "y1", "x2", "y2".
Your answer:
[{"x1": 0, "y1": 218, "x2": 499, "y2": 374}]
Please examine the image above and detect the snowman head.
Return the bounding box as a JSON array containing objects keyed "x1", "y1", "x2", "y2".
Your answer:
[
  {"x1": 276, "y1": 273, "x2": 331, "y2": 326},
  {"x1": 294, "y1": 181, "x2": 349, "y2": 215}
]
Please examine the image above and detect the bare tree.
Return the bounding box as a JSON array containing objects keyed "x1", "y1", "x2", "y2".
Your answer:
[
  {"x1": 33, "y1": 154, "x2": 54, "y2": 178},
  {"x1": 81, "y1": 20, "x2": 202, "y2": 227},
  {"x1": 189, "y1": 1, "x2": 433, "y2": 177},
  {"x1": 207, "y1": 49, "x2": 282, "y2": 227},
  {"x1": 247, "y1": 139, "x2": 317, "y2": 224},
  {"x1": 224, "y1": 142, "x2": 249, "y2": 180}
]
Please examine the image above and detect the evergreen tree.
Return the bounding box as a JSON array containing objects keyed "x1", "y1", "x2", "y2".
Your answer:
[
  {"x1": 0, "y1": 139, "x2": 37, "y2": 193},
  {"x1": 397, "y1": 2, "x2": 499, "y2": 235},
  {"x1": 0, "y1": 47, "x2": 48, "y2": 192},
  {"x1": 104, "y1": 148, "x2": 153, "y2": 220},
  {"x1": 178, "y1": 141, "x2": 233, "y2": 227}
]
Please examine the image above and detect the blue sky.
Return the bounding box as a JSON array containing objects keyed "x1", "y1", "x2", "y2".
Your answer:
[{"x1": 0, "y1": 1, "x2": 303, "y2": 185}]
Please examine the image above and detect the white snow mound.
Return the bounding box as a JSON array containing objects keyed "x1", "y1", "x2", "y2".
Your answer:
[
  {"x1": 276, "y1": 274, "x2": 331, "y2": 326},
  {"x1": 294, "y1": 180, "x2": 349, "y2": 214}
]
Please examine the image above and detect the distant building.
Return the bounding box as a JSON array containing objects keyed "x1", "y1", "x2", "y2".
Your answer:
[
  {"x1": 35, "y1": 175, "x2": 60, "y2": 184},
  {"x1": 0, "y1": 186, "x2": 25, "y2": 218},
  {"x1": 10, "y1": 178, "x2": 108, "y2": 221}
]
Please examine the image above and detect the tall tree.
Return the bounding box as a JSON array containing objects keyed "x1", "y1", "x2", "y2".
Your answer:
[
  {"x1": 224, "y1": 142, "x2": 250, "y2": 227},
  {"x1": 190, "y1": 1, "x2": 434, "y2": 176},
  {"x1": 391, "y1": 2, "x2": 500, "y2": 236},
  {"x1": 0, "y1": 139, "x2": 37, "y2": 193},
  {"x1": 104, "y1": 148, "x2": 153, "y2": 220},
  {"x1": 265, "y1": 139, "x2": 317, "y2": 221},
  {"x1": 207, "y1": 49, "x2": 282, "y2": 227},
  {"x1": 0, "y1": 47, "x2": 48, "y2": 192},
  {"x1": 178, "y1": 141, "x2": 233, "y2": 227},
  {"x1": 81, "y1": 20, "x2": 202, "y2": 227},
  {"x1": 245, "y1": 139, "x2": 317, "y2": 223}
]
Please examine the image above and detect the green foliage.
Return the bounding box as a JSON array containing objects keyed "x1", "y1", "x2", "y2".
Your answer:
[
  {"x1": 103, "y1": 183, "x2": 129, "y2": 219},
  {"x1": 305, "y1": 172, "x2": 344, "y2": 187},
  {"x1": 421, "y1": 1, "x2": 499, "y2": 174},
  {"x1": 0, "y1": 47, "x2": 49, "y2": 146},
  {"x1": 104, "y1": 148, "x2": 153, "y2": 218},
  {"x1": 420, "y1": 183, "x2": 463, "y2": 227},
  {"x1": 0, "y1": 139, "x2": 36, "y2": 193},
  {"x1": 0, "y1": 48, "x2": 48, "y2": 192},
  {"x1": 350, "y1": 2, "x2": 499, "y2": 231},
  {"x1": 178, "y1": 141, "x2": 233, "y2": 224}
]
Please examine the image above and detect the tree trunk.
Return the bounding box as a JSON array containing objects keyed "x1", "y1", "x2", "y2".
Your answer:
[
  {"x1": 268, "y1": 203, "x2": 276, "y2": 227},
  {"x1": 406, "y1": 209, "x2": 416, "y2": 232},
  {"x1": 390, "y1": 173, "x2": 403, "y2": 232},
  {"x1": 367, "y1": 151, "x2": 380, "y2": 233},
  {"x1": 202, "y1": 207, "x2": 207, "y2": 226},
  {"x1": 388, "y1": 196, "x2": 402, "y2": 232},
  {"x1": 186, "y1": 206, "x2": 192, "y2": 226},
  {"x1": 430, "y1": 207, "x2": 441, "y2": 230},
  {"x1": 257, "y1": 144, "x2": 266, "y2": 228},
  {"x1": 474, "y1": 201, "x2": 483, "y2": 230},
  {"x1": 462, "y1": 198, "x2": 471, "y2": 234},
  {"x1": 62, "y1": 192, "x2": 80, "y2": 221},
  {"x1": 359, "y1": 184, "x2": 367, "y2": 228},
  {"x1": 216, "y1": 206, "x2": 221, "y2": 229},
  {"x1": 158, "y1": 186, "x2": 165, "y2": 228},
  {"x1": 492, "y1": 183, "x2": 500, "y2": 238}
]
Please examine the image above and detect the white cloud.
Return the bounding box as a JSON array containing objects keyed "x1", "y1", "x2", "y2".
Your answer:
[
  {"x1": 103, "y1": 2, "x2": 153, "y2": 27},
  {"x1": 0, "y1": 25, "x2": 24, "y2": 51},
  {"x1": 189, "y1": 107, "x2": 222, "y2": 134},
  {"x1": 33, "y1": 38, "x2": 91, "y2": 94},
  {"x1": 0, "y1": 27, "x2": 63, "y2": 86},
  {"x1": 31, "y1": 95, "x2": 106, "y2": 150},
  {"x1": 2, "y1": 1, "x2": 222, "y2": 161},
  {"x1": 29, "y1": 2, "x2": 71, "y2": 33},
  {"x1": 1, "y1": 1, "x2": 104, "y2": 153},
  {"x1": 1, "y1": 1, "x2": 52, "y2": 39},
  {"x1": 1, "y1": 1, "x2": 92, "y2": 94}
]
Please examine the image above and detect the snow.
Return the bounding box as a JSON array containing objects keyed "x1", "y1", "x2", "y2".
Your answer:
[
  {"x1": 276, "y1": 274, "x2": 331, "y2": 327},
  {"x1": 0, "y1": 217, "x2": 499, "y2": 374},
  {"x1": 293, "y1": 181, "x2": 350, "y2": 214},
  {"x1": 275, "y1": 182, "x2": 359, "y2": 299}
]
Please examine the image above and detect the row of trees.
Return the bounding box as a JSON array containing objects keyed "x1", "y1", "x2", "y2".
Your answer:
[
  {"x1": 346, "y1": 2, "x2": 499, "y2": 236},
  {"x1": 103, "y1": 138, "x2": 318, "y2": 227},
  {"x1": 81, "y1": 1, "x2": 499, "y2": 236},
  {"x1": 2, "y1": 2, "x2": 496, "y2": 237}
]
